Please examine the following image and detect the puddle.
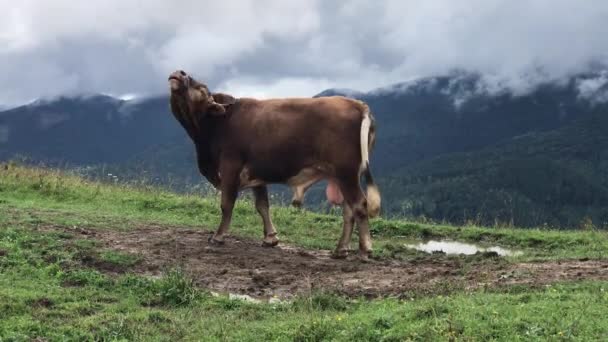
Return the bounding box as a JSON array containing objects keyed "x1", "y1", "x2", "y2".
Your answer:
[
  {"x1": 210, "y1": 291, "x2": 288, "y2": 304},
  {"x1": 404, "y1": 240, "x2": 522, "y2": 256},
  {"x1": 228, "y1": 293, "x2": 262, "y2": 303}
]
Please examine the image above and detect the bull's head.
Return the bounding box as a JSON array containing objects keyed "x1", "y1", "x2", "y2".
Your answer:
[
  {"x1": 168, "y1": 70, "x2": 228, "y2": 117},
  {"x1": 168, "y1": 70, "x2": 238, "y2": 144}
]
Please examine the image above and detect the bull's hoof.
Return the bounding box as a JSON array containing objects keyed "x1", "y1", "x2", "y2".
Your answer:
[
  {"x1": 262, "y1": 235, "x2": 280, "y2": 247},
  {"x1": 291, "y1": 200, "x2": 302, "y2": 209},
  {"x1": 208, "y1": 235, "x2": 225, "y2": 246},
  {"x1": 357, "y1": 250, "x2": 372, "y2": 262},
  {"x1": 262, "y1": 238, "x2": 279, "y2": 247},
  {"x1": 331, "y1": 249, "x2": 349, "y2": 259}
]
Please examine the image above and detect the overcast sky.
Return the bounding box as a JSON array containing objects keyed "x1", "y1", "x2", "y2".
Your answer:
[{"x1": 1, "y1": 0, "x2": 608, "y2": 106}]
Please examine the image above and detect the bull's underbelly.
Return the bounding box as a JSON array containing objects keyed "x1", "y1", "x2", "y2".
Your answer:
[
  {"x1": 237, "y1": 166, "x2": 344, "y2": 205},
  {"x1": 237, "y1": 166, "x2": 324, "y2": 189}
]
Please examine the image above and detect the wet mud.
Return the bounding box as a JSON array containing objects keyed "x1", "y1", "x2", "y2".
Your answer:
[{"x1": 61, "y1": 226, "x2": 608, "y2": 300}]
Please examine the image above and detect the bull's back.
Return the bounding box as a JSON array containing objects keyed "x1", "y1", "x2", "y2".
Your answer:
[
  {"x1": 231, "y1": 96, "x2": 362, "y2": 145},
  {"x1": 226, "y1": 97, "x2": 365, "y2": 180}
]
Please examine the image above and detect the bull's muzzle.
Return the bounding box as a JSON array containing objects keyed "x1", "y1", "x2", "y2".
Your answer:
[
  {"x1": 169, "y1": 78, "x2": 181, "y2": 91},
  {"x1": 168, "y1": 70, "x2": 189, "y2": 91}
]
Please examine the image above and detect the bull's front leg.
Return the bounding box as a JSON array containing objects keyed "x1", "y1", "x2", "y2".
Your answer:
[
  {"x1": 208, "y1": 164, "x2": 240, "y2": 245},
  {"x1": 253, "y1": 186, "x2": 280, "y2": 247}
]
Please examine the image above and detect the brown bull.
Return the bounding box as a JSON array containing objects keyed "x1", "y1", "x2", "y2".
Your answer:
[
  {"x1": 212, "y1": 93, "x2": 355, "y2": 209},
  {"x1": 168, "y1": 70, "x2": 381, "y2": 258}
]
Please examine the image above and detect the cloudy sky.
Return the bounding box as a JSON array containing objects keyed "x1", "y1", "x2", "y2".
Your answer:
[{"x1": 1, "y1": 0, "x2": 608, "y2": 106}]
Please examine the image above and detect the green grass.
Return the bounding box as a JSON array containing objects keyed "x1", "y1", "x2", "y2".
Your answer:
[
  {"x1": 1, "y1": 164, "x2": 607, "y2": 261},
  {"x1": 1, "y1": 227, "x2": 608, "y2": 341},
  {"x1": 2, "y1": 164, "x2": 608, "y2": 340},
  {"x1": 98, "y1": 250, "x2": 141, "y2": 268}
]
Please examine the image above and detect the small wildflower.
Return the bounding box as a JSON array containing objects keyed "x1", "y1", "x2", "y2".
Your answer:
[
  {"x1": 335, "y1": 315, "x2": 343, "y2": 321},
  {"x1": 558, "y1": 331, "x2": 564, "y2": 336}
]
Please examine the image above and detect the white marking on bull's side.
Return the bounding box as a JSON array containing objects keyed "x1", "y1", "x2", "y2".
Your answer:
[
  {"x1": 359, "y1": 106, "x2": 371, "y2": 174},
  {"x1": 359, "y1": 104, "x2": 381, "y2": 217}
]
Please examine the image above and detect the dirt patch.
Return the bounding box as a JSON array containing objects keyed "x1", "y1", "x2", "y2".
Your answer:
[
  {"x1": 78, "y1": 254, "x2": 134, "y2": 274},
  {"x1": 30, "y1": 298, "x2": 54, "y2": 309},
  {"x1": 62, "y1": 226, "x2": 608, "y2": 300}
]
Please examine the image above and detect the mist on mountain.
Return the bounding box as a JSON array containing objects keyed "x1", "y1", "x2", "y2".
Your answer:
[{"x1": 2, "y1": 71, "x2": 608, "y2": 227}]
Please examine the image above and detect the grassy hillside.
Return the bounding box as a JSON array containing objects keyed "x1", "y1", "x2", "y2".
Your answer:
[
  {"x1": 382, "y1": 112, "x2": 608, "y2": 228},
  {"x1": 2, "y1": 165, "x2": 608, "y2": 340},
  {"x1": 0, "y1": 95, "x2": 182, "y2": 164},
  {"x1": 3, "y1": 74, "x2": 608, "y2": 229}
]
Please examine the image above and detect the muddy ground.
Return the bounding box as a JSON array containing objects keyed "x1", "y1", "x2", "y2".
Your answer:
[{"x1": 60, "y1": 225, "x2": 608, "y2": 300}]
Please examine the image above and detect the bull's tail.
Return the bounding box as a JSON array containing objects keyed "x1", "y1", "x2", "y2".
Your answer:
[{"x1": 360, "y1": 103, "x2": 381, "y2": 218}]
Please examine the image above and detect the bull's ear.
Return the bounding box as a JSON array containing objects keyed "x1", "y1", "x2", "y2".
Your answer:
[
  {"x1": 207, "y1": 102, "x2": 227, "y2": 116},
  {"x1": 211, "y1": 92, "x2": 237, "y2": 106}
]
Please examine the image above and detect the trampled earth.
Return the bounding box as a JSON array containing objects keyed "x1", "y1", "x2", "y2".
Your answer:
[{"x1": 52, "y1": 225, "x2": 608, "y2": 300}]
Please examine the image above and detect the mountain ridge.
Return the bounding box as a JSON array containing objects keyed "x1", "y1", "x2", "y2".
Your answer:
[{"x1": 2, "y1": 71, "x2": 608, "y2": 227}]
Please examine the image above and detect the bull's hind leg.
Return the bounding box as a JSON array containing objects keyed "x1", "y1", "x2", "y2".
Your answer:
[
  {"x1": 338, "y1": 175, "x2": 373, "y2": 260},
  {"x1": 290, "y1": 185, "x2": 305, "y2": 208},
  {"x1": 331, "y1": 203, "x2": 354, "y2": 259},
  {"x1": 290, "y1": 177, "x2": 319, "y2": 208},
  {"x1": 253, "y1": 185, "x2": 279, "y2": 247}
]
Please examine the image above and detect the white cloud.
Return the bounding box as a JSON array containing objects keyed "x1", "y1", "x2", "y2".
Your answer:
[
  {"x1": 1, "y1": 0, "x2": 608, "y2": 106},
  {"x1": 577, "y1": 72, "x2": 608, "y2": 104},
  {"x1": 218, "y1": 77, "x2": 334, "y2": 99}
]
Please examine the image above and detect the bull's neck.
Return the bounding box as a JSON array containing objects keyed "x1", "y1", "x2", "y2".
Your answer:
[{"x1": 193, "y1": 118, "x2": 223, "y2": 185}]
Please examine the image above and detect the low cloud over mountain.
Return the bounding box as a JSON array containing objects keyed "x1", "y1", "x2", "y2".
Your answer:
[{"x1": 2, "y1": 1, "x2": 608, "y2": 106}]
